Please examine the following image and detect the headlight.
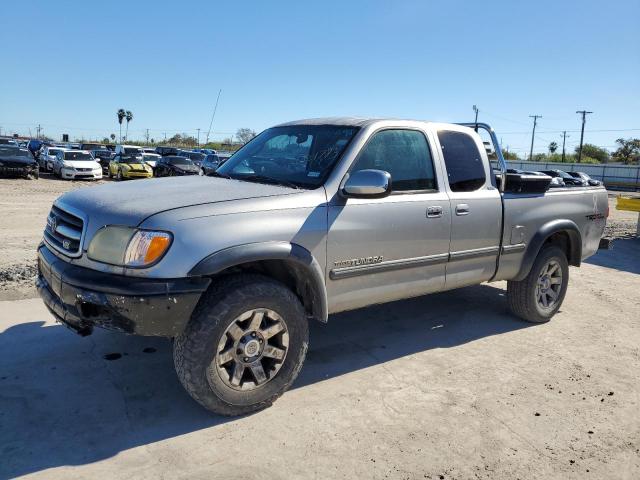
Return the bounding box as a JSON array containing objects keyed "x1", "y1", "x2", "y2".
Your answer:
[{"x1": 87, "y1": 227, "x2": 172, "y2": 267}]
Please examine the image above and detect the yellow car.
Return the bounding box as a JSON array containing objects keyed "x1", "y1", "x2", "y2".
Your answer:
[{"x1": 108, "y1": 155, "x2": 153, "y2": 180}]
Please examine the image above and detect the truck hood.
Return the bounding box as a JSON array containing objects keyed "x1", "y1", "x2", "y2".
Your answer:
[{"x1": 56, "y1": 175, "x2": 303, "y2": 233}]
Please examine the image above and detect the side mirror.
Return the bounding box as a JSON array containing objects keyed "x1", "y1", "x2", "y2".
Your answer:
[{"x1": 340, "y1": 169, "x2": 392, "y2": 198}]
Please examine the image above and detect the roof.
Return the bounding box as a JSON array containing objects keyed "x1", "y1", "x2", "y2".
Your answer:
[{"x1": 275, "y1": 117, "x2": 389, "y2": 128}]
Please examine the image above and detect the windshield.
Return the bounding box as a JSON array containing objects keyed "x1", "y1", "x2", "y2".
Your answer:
[
  {"x1": 48, "y1": 148, "x2": 61, "y2": 156},
  {"x1": 142, "y1": 154, "x2": 158, "y2": 161},
  {"x1": 217, "y1": 125, "x2": 359, "y2": 188},
  {"x1": 124, "y1": 147, "x2": 142, "y2": 154},
  {"x1": 64, "y1": 152, "x2": 92, "y2": 160},
  {"x1": 189, "y1": 152, "x2": 205, "y2": 161},
  {"x1": 169, "y1": 157, "x2": 193, "y2": 165}
]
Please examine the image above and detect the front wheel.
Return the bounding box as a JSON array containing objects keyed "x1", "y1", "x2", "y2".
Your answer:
[
  {"x1": 116, "y1": 169, "x2": 123, "y2": 181},
  {"x1": 507, "y1": 246, "x2": 569, "y2": 323},
  {"x1": 173, "y1": 275, "x2": 309, "y2": 416}
]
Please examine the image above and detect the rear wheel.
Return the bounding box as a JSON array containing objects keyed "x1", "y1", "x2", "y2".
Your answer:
[
  {"x1": 174, "y1": 275, "x2": 309, "y2": 416},
  {"x1": 507, "y1": 246, "x2": 569, "y2": 323}
]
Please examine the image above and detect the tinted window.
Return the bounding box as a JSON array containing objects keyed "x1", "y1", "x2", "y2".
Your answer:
[
  {"x1": 438, "y1": 131, "x2": 486, "y2": 192},
  {"x1": 351, "y1": 129, "x2": 436, "y2": 191}
]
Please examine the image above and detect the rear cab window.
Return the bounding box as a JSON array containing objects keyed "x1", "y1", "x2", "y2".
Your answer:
[{"x1": 437, "y1": 130, "x2": 486, "y2": 192}]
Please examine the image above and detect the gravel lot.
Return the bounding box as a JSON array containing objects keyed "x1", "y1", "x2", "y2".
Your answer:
[{"x1": 0, "y1": 175, "x2": 639, "y2": 479}]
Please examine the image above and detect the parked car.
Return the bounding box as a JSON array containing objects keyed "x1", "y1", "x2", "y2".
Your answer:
[
  {"x1": 115, "y1": 144, "x2": 143, "y2": 157},
  {"x1": 36, "y1": 118, "x2": 608, "y2": 416},
  {"x1": 540, "y1": 169, "x2": 586, "y2": 186},
  {"x1": 0, "y1": 145, "x2": 39, "y2": 179},
  {"x1": 53, "y1": 149, "x2": 102, "y2": 180},
  {"x1": 192, "y1": 148, "x2": 217, "y2": 155},
  {"x1": 0, "y1": 137, "x2": 19, "y2": 146},
  {"x1": 200, "y1": 153, "x2": 233, "y2": 175},
  {"x1": 39, "y1": 146, "x2": 64, "y2": 171},
  {"x1": 200, "y1": 154, "x2": 222, "y2": 175},
  {"x1": 108, "y1": 154, "x2": 153, "y2": 180},
  {"x1": 178, "y1": 150, "x2": 206, "y2": 167},
  {"x1": 27, "y1": 139, "x2": 45, "y2": 158},
  {"x1": 155, "y1": 146, "x2": 180, "y2": 157},
  {"x1": 568, "y1": 171, "x2": 602, "y2": 186},
  {"x1": 142, "y1": 147, "x2": 157, "y2": 154},
  {"x1": 154, "y1": 155, "x2": 200, "y2": 176},
  {"x1": 80, "y1": 143, "x2": 113, "y2": 172},
  {"x1": 142, "y1": 152, "x2": 161, "y2": 170}
]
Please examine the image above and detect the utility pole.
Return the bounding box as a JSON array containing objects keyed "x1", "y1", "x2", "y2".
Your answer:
[
  {"x1": 163, "y1": 132, "x2": 167, "y2": 143},
  {"x1": 576, "y1": 110, "x2": 592, "y2": 163},
  {"x1": 36, "y1": 124, "x2": 42, "y2": 140},
  {"x1": 528, "y1": 115, "x2": 542, "y2": 160},
  {"x1": 145, "y1": 128, "x2": 149, "y2": 143},
  {"x1": 560, "y1": 131, "x2": 569, "y2": 162},
  {"x1": 196, "y1": 128, "x2": 200, "y2": 147}
]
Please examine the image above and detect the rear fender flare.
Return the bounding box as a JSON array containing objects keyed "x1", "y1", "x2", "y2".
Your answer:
[{"x1": 513, "y1": 219, "x2": 582, "y2": 281}]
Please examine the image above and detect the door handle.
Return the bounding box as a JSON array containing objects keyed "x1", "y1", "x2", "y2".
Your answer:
[
  {"x1": 455, "y1": 204, "x2": 470, "y2": 216},
  {"x1": 426, "y1": 206, "x2": 443, "y2": 218}
]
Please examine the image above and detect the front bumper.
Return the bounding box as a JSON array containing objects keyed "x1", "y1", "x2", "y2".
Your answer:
[
  {"x1": 61, "y1": 169, "x2": 103, "y2": 180},
  {"x1": 123, "y1": 170, "x2": 153, "y2": 179},
  {"x1": 0, "y1": 164, "x2": 38, "y2": 178},
  {"x1": 36, "y1": 244, "x2": 210, "y2": 337}
]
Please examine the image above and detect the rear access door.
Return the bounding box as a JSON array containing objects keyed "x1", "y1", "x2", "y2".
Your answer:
[{"x1": 435, "y1": 127, "x2": 502, "y2": 289}]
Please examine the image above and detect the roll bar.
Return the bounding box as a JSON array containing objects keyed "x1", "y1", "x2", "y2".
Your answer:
[{"x1": 457, "y1": 122, "x2": 507, "y2": 192}]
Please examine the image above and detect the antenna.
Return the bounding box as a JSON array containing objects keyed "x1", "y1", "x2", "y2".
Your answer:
[{"x1": 206, "y1": 89, "x2": 222, "y2": 144}]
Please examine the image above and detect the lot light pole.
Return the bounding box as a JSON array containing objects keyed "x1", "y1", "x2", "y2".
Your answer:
[
  {"x1": 576, "y1": 110, "x2": 592, "y2": 163},
  {"x1": 528, "y1": 115, "x2": 542, "y2": 160}
]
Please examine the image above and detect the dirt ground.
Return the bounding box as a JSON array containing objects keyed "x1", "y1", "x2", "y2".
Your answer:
[{"x1": 0, "y1": 175, "x2": 639, "y2": 479}]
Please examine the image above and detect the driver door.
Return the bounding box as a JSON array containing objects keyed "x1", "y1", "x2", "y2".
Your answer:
[{"x1": 326, "y1": 128, "x2": 451, "y2": 314}]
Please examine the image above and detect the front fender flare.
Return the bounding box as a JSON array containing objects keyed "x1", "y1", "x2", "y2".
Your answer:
[
  {"x1": 513, "y1": 219, "x2": 582, "y2": 281},
  {"x1": 188, "y1": 242, "x2": 328, "y2": 323}
]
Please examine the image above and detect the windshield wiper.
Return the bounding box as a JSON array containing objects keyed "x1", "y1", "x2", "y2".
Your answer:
[{"x1": 235, "y1": 174, "x2": 300, "y2": 189}]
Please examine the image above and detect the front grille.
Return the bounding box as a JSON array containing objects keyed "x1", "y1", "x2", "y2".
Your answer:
[
  {"x1": 76, "y1": 168, "x2": 93, "y2": 172},
  {"x1": 44, "y1": 205, "x2": 85, "y2": 257}
]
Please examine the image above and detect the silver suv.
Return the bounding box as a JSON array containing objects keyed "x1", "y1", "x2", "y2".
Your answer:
[{"x1": 37, "y1": 118, "x2": 608, "y2": 415}]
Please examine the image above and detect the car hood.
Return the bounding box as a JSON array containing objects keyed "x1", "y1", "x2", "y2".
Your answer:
[
  {"x1": 121, "y1": 162, "x2": 150, "y2": 169},
  {"x1": 56, "y1": 176, "x2": 304, "y2": 235},
  {"x1": 63, "y1": 160, "x2": 100, "y2": 169},
  {"x1": 172, "y1": 164, "x2": 200, "y2": 172}
]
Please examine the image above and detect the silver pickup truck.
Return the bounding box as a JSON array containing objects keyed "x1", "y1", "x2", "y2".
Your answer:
[{"x1": 37, "y1": 117, "x2": 608, "y2": 415}]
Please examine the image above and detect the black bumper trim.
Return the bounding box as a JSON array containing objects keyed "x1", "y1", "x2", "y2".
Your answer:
[{"x1": 37, "y1": 245, "x2": 210, "y2": 337}]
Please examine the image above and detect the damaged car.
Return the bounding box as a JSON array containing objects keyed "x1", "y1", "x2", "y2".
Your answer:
[{"x1": 0, "y1": 145, "x2": 39, "y2": 179}]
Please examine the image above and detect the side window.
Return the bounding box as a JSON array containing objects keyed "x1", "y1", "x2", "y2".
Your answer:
[
  {"x1": 351, "y1": 129, "x2": 436, "y2": 192},
  {"x1": 437, "y1": 130, "x2": 486, "y2": 192}
]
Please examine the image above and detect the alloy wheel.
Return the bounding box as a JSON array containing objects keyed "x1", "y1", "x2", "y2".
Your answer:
[
  {"x1": 535, "y1": 260, "x2": 563, "y2": 310},
  {"x1": 213, "y1": 309, "x2": 289, "y2": 391}
]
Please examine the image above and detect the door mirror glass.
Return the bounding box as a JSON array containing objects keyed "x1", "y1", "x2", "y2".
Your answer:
[{"x1": 341, "y1": 169, "x2": 392, "y2": 198}]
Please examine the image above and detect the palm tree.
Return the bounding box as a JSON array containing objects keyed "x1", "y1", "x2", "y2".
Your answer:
[
  {"x1": 110, "y1": 133, "x2": 116, "y2": 143},
  {"x1": 117, "y1": 109, "x2": 126, "y2": 142},
  {"x1": 548, "y1": 141, "x2": 558, "y2": 154},
  {"x1": 125, "y1": 111, "x2": 133, "y2": 141}
]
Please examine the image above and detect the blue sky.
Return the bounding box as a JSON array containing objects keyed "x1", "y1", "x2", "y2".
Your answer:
[{"x1": 1, "y1": 0, "x2": 638, "y2": 156}]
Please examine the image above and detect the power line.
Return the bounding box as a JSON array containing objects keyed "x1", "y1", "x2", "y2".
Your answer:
[
  {"x1": 576, "y1": 109, "x2": 593, "y2": 163},
  {"x1": 529, "y1": 115, "x2": 542, "y2": 160}
]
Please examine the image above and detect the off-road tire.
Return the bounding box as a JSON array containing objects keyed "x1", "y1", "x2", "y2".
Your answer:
[
  {"x1": 173, "y1": 274, "x2": 309, "y2": 416},
  {"x1": 507, "y1": 246, "x2": 569, "y2": 323}
]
